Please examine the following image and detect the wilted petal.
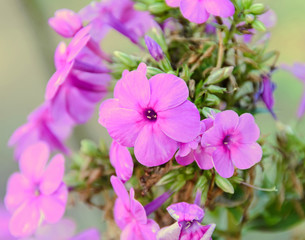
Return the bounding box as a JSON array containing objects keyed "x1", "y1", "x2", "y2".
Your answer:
[
  {"x1": 167, "y1": 202, "x2": 204, "y2": 223},
  {"x1": 212, "y1": 147, "x2": 234, "y2": 178},
  {"x1": 40, "y1": 154, "x2": 65, "y2": 195},
  {"x1": 134, "y1": 124, "x2": 178, "y2": 167},
  {"x1": 180, "y1": 0, "x2": 209, "y2": 24},
  {"x1": 204, "y1": 0, "x2": 235, "y2": 17},
  {"x1": 157, "y1": 222, "x2": 181, "y2": 240},
  {"x1": 158, "y1": 101, "x2": 200, "y2": 143},
  {"x1": 149, "y1": 73, "x2": 188, "y2": 112},
  {"x1": 19, "y1": 142, "x2": 50, "y2": 183},
  {"x1": 231, "y1": 143, "x2": 262, "y2": 170}
]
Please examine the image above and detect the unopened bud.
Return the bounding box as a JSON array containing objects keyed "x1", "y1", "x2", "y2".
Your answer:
[
  {"x1": 144, "y1": 35, "x2": 165, "y2": 62},
  {"x1": 249, "y1": 3, "x2": 265, "y2": 15},
  {"x1": 252, "y1": 20, "x2": 266, "y2": 32},
  {"x1": 148, "y1": 2, "x2": 170, "y2": 14},
  {"x1": 245, "y1": 14, "x2": 255, "y2": 24},
  {"x1": 205, "y1": 94, "x2": 221, "y2": 106},
  {"x1": 205, "y1": 66, "x2": 234, "y2": 85},
  {"x1": 242, "y1": 0, "x2": 253, "y2": 9},
  {"x1": 215, "y1": 175, "x2": 235, "y2": 194},
  {"x1": 113, "y1": 51, "x2": 138, "y2": 67}
]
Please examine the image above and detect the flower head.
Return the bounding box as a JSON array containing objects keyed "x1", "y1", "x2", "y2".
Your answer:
[
  {"x1": 99, "y1": 63, "x2": 200, "y2": 167},
  {"x1": 166, "y1": 0, "x2": 235, "y2": 24},
  {"x1": 202, "y1": 110, "x2": 262, "y2": 178},
  {"x1": 110, "y1": 176, "x2": 160, "y2": 239},
  {"x1": 5, "y1": 142, "x2": 68, "y2": 237}
]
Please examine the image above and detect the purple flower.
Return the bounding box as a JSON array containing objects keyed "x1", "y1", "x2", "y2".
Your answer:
[
  {"x1": 110, "y1": 176, "x2": 160, "y2": 239},
  {"x1": 144, "y1": 36, "x2": 165, "y2": 62},
  {"x1": 255, "y1": 75, "x2": 276, "y2": 119},
  {"x1": 8, "y1": 103, "x2": 73, "y2": 160},
  {"x1": 4, "y1": 142, "x2": 68, "y2": 238},
  {"x1": 282, "y1": 63, "x2": 305, "y2": 118},
  {"x1": 110, "y1": 140, "x2": 134, "y2": 183},
  {"x1": 0, "y1": 204, "x2": 15, "y2": 240},
  {"x1": 48, "y1": 9, "x2": 83, "y2": 38},
  {"x1": 157, "y1": 202, "x2": 215, "y2": 240},
  {"x1": 99, "y1": 63, "x2": 200, "y2": 167},
  {"x1": 79, "y1": 0, "x2": 156, "y2": 44},
  {"x1": 176, "y1": 118, "x2": 214, "y2": 170},
  {"x1": 166, "y1": 0, "x2": 235, "y2": 24},
  {"x1": 202, "y1": 110, "x2": 262, "y2": 178}
]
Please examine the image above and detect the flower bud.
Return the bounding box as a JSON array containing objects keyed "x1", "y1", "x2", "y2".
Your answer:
[
  {"x1": 147, "y1": 66, "x2": 164, "y2": 77},
  {"x1": 48, "y1": 9, "x2": 82, "y2": 38},
  {"x1": 249, "y1": 3, "x2": 265, "y2": 15},
  {"x1": 242, "y1": 0, "x2": 253, "y2": 9},
  {"x1": 215, "y1": 175, "x2": 234, "y2": 194},
  {"x1": 113, "y1": 51, "x2": 138, "y2": 67},
  {"x1": 80, "y1": 139, "x2": 99, "y2": 157},
  {"x1": 252, "y1": 20, "x2": 266, "y2": 32},
  {"x1": 144, "y1": 36, "x2": 165, "y2": 62},
  {"x1": 205, "y1": 66, "x2": 234, "y2": 85},
  {"x1": 134, "y1": 2, "x2": 148, "y2": 11},
  {"x1": 148, "y1": 2, "x2": 170, "y2": 14},
  {"x1": 205, "y1": 94, "x2": 221, "y2": 106},
  {"x1": 245, "y1": 14, "x2": 255, "y2": 24}
]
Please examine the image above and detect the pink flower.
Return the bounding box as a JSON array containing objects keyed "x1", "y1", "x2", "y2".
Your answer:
[
  {"x1": 157, "y1": 202, "x2": 215, "y2": 240},
  {"x1": 0, "y1": 204, "x2": 16, "y2": 240},
  {"x1": 110, "y1": 176, "x2": 160, "y2": 239},
  {"x1": 99, "y1": 63, "x2": 200, "y2": 167},
  {"x1": 282, "y1": 63, "x2": 305, "y2": 118},
  {"x1": 20, "y1": 218, "x2": 100, "y2": 240},
  {"x1": 48, "y1": 9, "x2": 83, "y2": 38},
  {"x1": 110, "y1": 140, "x2": 134, "y2": 183},
  {"x1": 176, "y1": 118, "x2": 214, "y2": 170},
  {"x1": 202, "y1": 110, "x2": 262, "y2": 178},
  {"x1": 8, "y1": 103, "x2": 73, "y2": 160},
  {"x1": 4, "y1": 142, "x2": 68, "y2": 238},
  {"x1": 166, "y1": 0, "x2": 235, "y2": 24}
]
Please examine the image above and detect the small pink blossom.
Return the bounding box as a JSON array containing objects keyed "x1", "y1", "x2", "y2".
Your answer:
[
  {"x1": 202, "y1": 110, "x2": 262, "y2": 178},
  {"x1": 48, "y1": 9, "x2": 83, "y2": 38},
  {"x1": 166, "y1": 0, "x2": 235, "y2": 24},
  {"x1": 110, "y1": 140, "x2": 134, "y2": 183},
  {"x1": 5, "y1": 142, "x2": 68, "y2": 238},
  {"x1": 99, "y1": 63, "x2": 200, "y2": 167},
  {"x1": 110, "y1": 176, "x2": 160, "y2": 239}
]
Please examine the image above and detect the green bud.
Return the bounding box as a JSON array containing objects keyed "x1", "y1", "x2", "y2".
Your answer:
[
  {"x1": 249, "y1": 3, "x2": 265, "y2": 15},
  {"x1": 207, "y1": 85, "x2": 227, "y2": 94},
  {"x1": 171, "y1": 175, "x2": 186, "y2": 192},
  {"x1": 113, "y1": 51, "x2": 138, "y2": 67},
  {"x1": 201, "y1": 107, "x2": 220, "y2": 118},
  {"x1": 196, "y1": 175, "x2": 208, "y2": 190},
  {"x1": 215, "y1": 175, "x2": 235, "y2": 194},
  {"x1": 245, "y1": 14, "x2": 255, "y2": 24},
  {"x1": 134, "y1": 2, "x2": 148, "y2": 11},
  {"x1": 148, "y1": 2, "x2": 170, "y2": 14},
  {"x1": 160, "y1": 57, "x2": 173, "y2": 72},
  {"x1": 147, "y1": 66, "x2": 164, "y2": 77},
  {"x1": 156, "y1": 171, "x2": 178, "y2": 186},
  {"x1": 152, "y1": 27, "x2": 168, "y2": 54},
  {"x1": 81, "y1": 139, "x2": 99, "y2": 157},
  {"x1": 252, "y1": 20, "x2": 266, "y2": 32},
  {"x1": 205, "y1": 66, "x2": 234, "y2": 85},
  {"x1": 205, "y1": 94, "x2": 221, "y2": 106},
  {"x1": 242, "y1": 0, "x2": 253, "y2": 9}
]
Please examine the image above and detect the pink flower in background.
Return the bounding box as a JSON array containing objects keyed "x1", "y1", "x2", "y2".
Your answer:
[
  {"x1": 5, "y1": 142, "x2": 68, "y2": 237},
  {"x1": 20, "y1": 218, "x2": 100, "y2": 240},
  {"x1": 99, "y1": 63, "x2": 200, "y2": 167},
  {"x1": 202, "y1": 110, "x2": 262, "y2": 178},
  {"x1": 110, "y1": 140, "x2": 134, "y2": 183},
  {"x1": 48, "y1": 9, "x2": 83, "y2": 38},
  {"x1": 282, "y1": 63, "x2": 305, "y2": 118},
  {"x1": 176, "y1": 118, "x2": 214, "y2": 170},
  {"x1": 0, "y1": 204, "x2": 15, "y2": 240},
  {"x1": 166, "y1": 0, "x2": 235, "y2": 24},
  {"x1": 8, "y1": 103, "x2": 73, "y2": 160},
  {"x1": 110, "y1": 176, "x2": 160, "y2": 239},
  {"x1": 157, "y1": 202, "x2": 215, "y2": 240}
]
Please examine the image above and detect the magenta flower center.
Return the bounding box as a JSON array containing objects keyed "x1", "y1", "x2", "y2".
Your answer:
[
  {"x1": 144, "y1": 108, "x2": 157, "y2": 121},
  {"x1": 223, "y1": 135, "x2": 232, "y2": 146}
]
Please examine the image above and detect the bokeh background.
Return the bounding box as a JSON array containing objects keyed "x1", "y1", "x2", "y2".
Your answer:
[{"x1": 0, "y1": 0, "x2": 304, "y2": 239}]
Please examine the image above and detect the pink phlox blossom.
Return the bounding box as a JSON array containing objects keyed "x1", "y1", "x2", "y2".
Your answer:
[
  {"x1": 8, "y1": 102, "x2": 73, "y2": 160},
  {"x1": 110, "y1": 140, "x2": 134, "y2": 183},
  {"x1": 176, "y1": 118, "x2": 214, "y2": 170},
  {"x1": 4, "y1": 142, "x2": 68, "y2": 238},
  {"x1": 201, "y1": 110, "x2": 262, "y2": 178},
  {"x1": 110, "y1": 176, "x2": 160, "y2": 240},
  {"x1": 99, "y1": 63, "x2": 200, "y2": 167},
  {"x1": 166, "y1": 0, "x2": 235, "y2": 24},
  {"x1": 157, "y1": 202, "x2": 215, "y2": 240},
  {"x1": 0, "y1": 204, "x2": 16, "y2": 240}
]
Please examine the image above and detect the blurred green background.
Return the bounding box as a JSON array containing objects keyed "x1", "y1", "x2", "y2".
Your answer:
[{"x1": 0, "y1": 0, "x2": 304, "y2": 239}]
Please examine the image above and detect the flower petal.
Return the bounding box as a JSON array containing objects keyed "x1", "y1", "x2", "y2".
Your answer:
[
  {"x1": 176, "y1": 151, "x2": 195, "y2": 166},
  {"x1": 110, "y1": 141, "x2": 134, "y2": 183},
  {"x1": 129, "y1": 188, "x2": 147, "y2": 224},
  {"x1": 110, "y1": 176, "x2": 130, "y2": 208},
  {"x1": 180, "y1": 0, "x2": 210, "y2": 24},
  {"x1": 72, "y1": 228, "x2": 100, "y2": 240},
  {"x1": 157, "y1": 222, "x2": 181, "y2": 240},
  {"x1": 149, "y1": 73, "x2": 188, "y2": 111},
  {"x1": 230, "y1": 143, "x2": 262, "y2": 170},
  {"x1": 165, "y1": 0, "x2": 181, "y2": 7},
  {"x1": 99, "y1": 99, "x2": 144, "y2": 147},
  {"x1": 114, "y1": 63, "x2": 150, "y2": 110},
  {"x1": 39, "y1": 154, "x2": 65, "y2": 195},
  {"x1": 19, "y1": 142, "x2": 50, "y2": 183},
  {"x1": 158, "y1": 101, "x2": 200, "y2": 143},
  {"x1": 180, "y1": 222, "x2": 216, "y2": 240},
  {"x1": 203, "y1": 0, "x2": 235, "y2": 17},
  {"x1": 167, "y1": 202, "x2": 204, "y2": 222},
  {"x1": 9, "y1": 201, "x2": 40, "y2": 238},
  {"x1": 194, "y1": 146, "x2": 214, "y2": 170},
  {"x1": 234, "y1": 113, "x2": 260, "y2": 144},
  {"x1": 38, "y1": 184, "x2": 68, "y2": 224},
  {"x1": 134, "y1": 124, "x2": 178, "y2": 167},
  {"x1": 214, "y1": 110, "x2": 239, "y2": 134},
  {"x1": 212, "y1": 147, "x2": 234, "y2": 178}
]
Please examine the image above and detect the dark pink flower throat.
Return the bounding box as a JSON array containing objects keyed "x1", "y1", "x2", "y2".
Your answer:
[{"x1": 144, "y1": 108, "x2": 157, "y2": 121}]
